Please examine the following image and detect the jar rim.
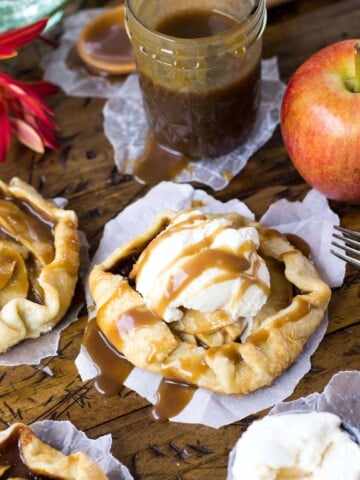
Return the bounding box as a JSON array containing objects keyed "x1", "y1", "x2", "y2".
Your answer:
[{"x1": 125, "y1": 0, "x2": 266, "y2": 54}]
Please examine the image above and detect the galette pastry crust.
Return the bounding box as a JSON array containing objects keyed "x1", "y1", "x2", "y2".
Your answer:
[
  {"x1": 0, "y1": 177, "x2": 80, "y2": 353},
  {"x1": 0, "y1": 423, "x2": 108, "y2": 479},
  {"x1": 90, "y1": 210, "x2": 331, "y2": 396}
]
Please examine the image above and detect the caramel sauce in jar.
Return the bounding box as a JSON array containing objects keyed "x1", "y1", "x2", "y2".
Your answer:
[{"x1": 125, "y1": 0, "x2": 267, "y2": 159}]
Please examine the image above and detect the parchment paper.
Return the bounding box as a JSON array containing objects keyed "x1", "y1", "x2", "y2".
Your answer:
[
  {"x1": 41, "y1": 9, "x2": 123, "y2": 99},
  {"x1": 30, "y1": 420, "x2": 133, "y2": 480},
  {"x1": 76, "y1": 182, "x2": 345, "y2": 428}
]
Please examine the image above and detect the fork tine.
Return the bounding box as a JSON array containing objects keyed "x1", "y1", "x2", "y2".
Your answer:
[
  {"x1": 330, "y1": 248, "x2": 360, "y2": 269},
  {"x1": 334, "y1": 225, "x2": 360, "y2": 240},
  {"x1": 331, "y1": 240, "x2": 360, "y2": 257},
  {"x1": 331, "y1": 225, "x2": 360, "y2": 270},
  {"x1": 332, "y1": 233, "x2": 360, "y2": 249}
]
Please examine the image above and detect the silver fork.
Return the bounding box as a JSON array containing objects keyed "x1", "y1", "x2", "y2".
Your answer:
[{"x1": 331, "y1": 225, "x2": 360, "y2": 270}]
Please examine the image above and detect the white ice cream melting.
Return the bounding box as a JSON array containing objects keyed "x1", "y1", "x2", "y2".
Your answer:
[
  {"x1": 230, "y1": 412, "x2": 360, "y2": 480},
  {"x1": 134, "y1": 210, "x2": 270, "y2": 323}
]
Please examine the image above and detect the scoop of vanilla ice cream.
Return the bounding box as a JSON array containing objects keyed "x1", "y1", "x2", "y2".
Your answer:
[
  {"x1": 134, "y1": 210, "x2": 270, "y2": 323},
  {"x1": 229, "y1": 412, "x2": 360, "y2": 480}
]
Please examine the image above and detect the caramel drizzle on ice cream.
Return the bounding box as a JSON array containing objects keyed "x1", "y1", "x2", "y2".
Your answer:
[{"x1": 132, "y1": 210, "x2": 270, "y2": 320}]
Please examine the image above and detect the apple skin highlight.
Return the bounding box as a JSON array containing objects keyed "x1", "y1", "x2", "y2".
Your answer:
[{"x1": 281, "y1": 39, "x2": 360, "y2": 201}]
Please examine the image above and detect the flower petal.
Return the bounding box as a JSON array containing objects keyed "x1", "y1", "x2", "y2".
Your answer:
[
  {"x1": 0, "y1": 72, "x2": 56, "y2": 126},
  {"x1": 25, "y1": 80, "x2": 59, "y2": 98},
  {"x1": 0, "y1": 103, "x2": 11, "y2": 163},
  {"x1": 11, "y1": 118, "x2": 44, "y2": 154},
  {"x1": 36, "y1": 118, "x2": 59, "y2": 149},
  {"x1": 0, "y1": 18, "x2": 48, "y2": 59}
]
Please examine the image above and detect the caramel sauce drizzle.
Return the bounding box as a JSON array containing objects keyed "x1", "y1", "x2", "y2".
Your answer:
[
  {"x1": 247, "y1": 297, "x2": 312, "y2": 346},
  {"x1": 0, "y1": 195, "x2": 55, "y2": 304},
  {"x1": 82, "y1": 317, "x2": 134, "y2": 396},
  {"x1": 83, "y1": 315, "x2": 197, "y2": 419},
  {"x1": 0, "y1": 197, "x2": 55, "y2": 265},
  {"x1": 159, "y1": 248, "x2": 251, "y2": 317},
  {"x1": 135, "y1": 216, "x2": 269, "y2": 320}
]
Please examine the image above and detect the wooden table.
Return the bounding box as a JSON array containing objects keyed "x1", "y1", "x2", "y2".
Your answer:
[{"x1": 0, "y1": 1, "x2": 359, "y2": 479}]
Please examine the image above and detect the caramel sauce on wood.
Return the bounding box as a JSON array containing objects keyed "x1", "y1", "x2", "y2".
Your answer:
[
  {"x1": 82, "y1": 317, "x2": 134, "y2": 396},
  {"x1": 0, "y1": 429, "x2": 59, "y2": 480}
]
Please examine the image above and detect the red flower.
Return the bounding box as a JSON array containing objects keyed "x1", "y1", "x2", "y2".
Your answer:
[{"x1": 0, "y1": 18, "x2": 59, "y2": 163}]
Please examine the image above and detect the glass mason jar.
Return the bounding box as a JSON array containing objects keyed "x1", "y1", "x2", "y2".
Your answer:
[{"x1": 125, "y1": 0, "x2": 267, "y2": 159}]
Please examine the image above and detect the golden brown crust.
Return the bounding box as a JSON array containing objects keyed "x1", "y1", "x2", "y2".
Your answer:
[
  {"x1": 0, "y1": 423, "x2": 108, "y2": 479},
  {"x1": 90, "y1": 210, "x2": 331, "y2": 396},
  {"x1": 0, "y1": 177, "x2": 80, "y2": 353}
]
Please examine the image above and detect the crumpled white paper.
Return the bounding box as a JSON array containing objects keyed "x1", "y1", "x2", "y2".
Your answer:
[
  {"x1": 103, "y1": 58, "x2": 286, "y2": 190},
  {"x1": 41, "y1": 9, "x2": 125, "y2": 99},
  {"x1": 76, "y1": 182, "x2": 345, "y2": 428},
  {"x1": 269, "y1": 371, "x2": 360, "y2": 435},
  {"x1": 30, "y1": 420, "x2": 133, "y2": 480},
  {"x1": 227, "y1": 371, "x2": 360, "y2": 480}
]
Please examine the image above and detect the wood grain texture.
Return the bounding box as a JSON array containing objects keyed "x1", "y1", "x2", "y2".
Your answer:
[{"x1": 0, "y1": 1, "x2": 359, "y2": 479}]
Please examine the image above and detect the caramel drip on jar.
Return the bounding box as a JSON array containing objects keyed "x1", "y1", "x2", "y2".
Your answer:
[{"x1": 247, "y1": 298, "x2": 312, "y2": 346}]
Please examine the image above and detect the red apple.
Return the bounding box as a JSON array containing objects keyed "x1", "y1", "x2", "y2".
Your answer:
[{"x1": 281, "y1": 39, "x2": 360, "y2": 201}]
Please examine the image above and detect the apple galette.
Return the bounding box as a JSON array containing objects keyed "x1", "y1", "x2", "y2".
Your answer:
[
  {"x1": 0, "y1": 177, "x2": 80, "y2": 353},
  {"x1": 0, "y1": 423, "x2": 108, "y2": 479},
  {"x1": 89, "y1": 209, "x2": 331, "y2": 395}
]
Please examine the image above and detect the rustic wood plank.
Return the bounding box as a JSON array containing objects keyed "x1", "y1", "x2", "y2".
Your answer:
[{"x1": 0, "y1": 1, "x2": 359, "y2": 479}]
